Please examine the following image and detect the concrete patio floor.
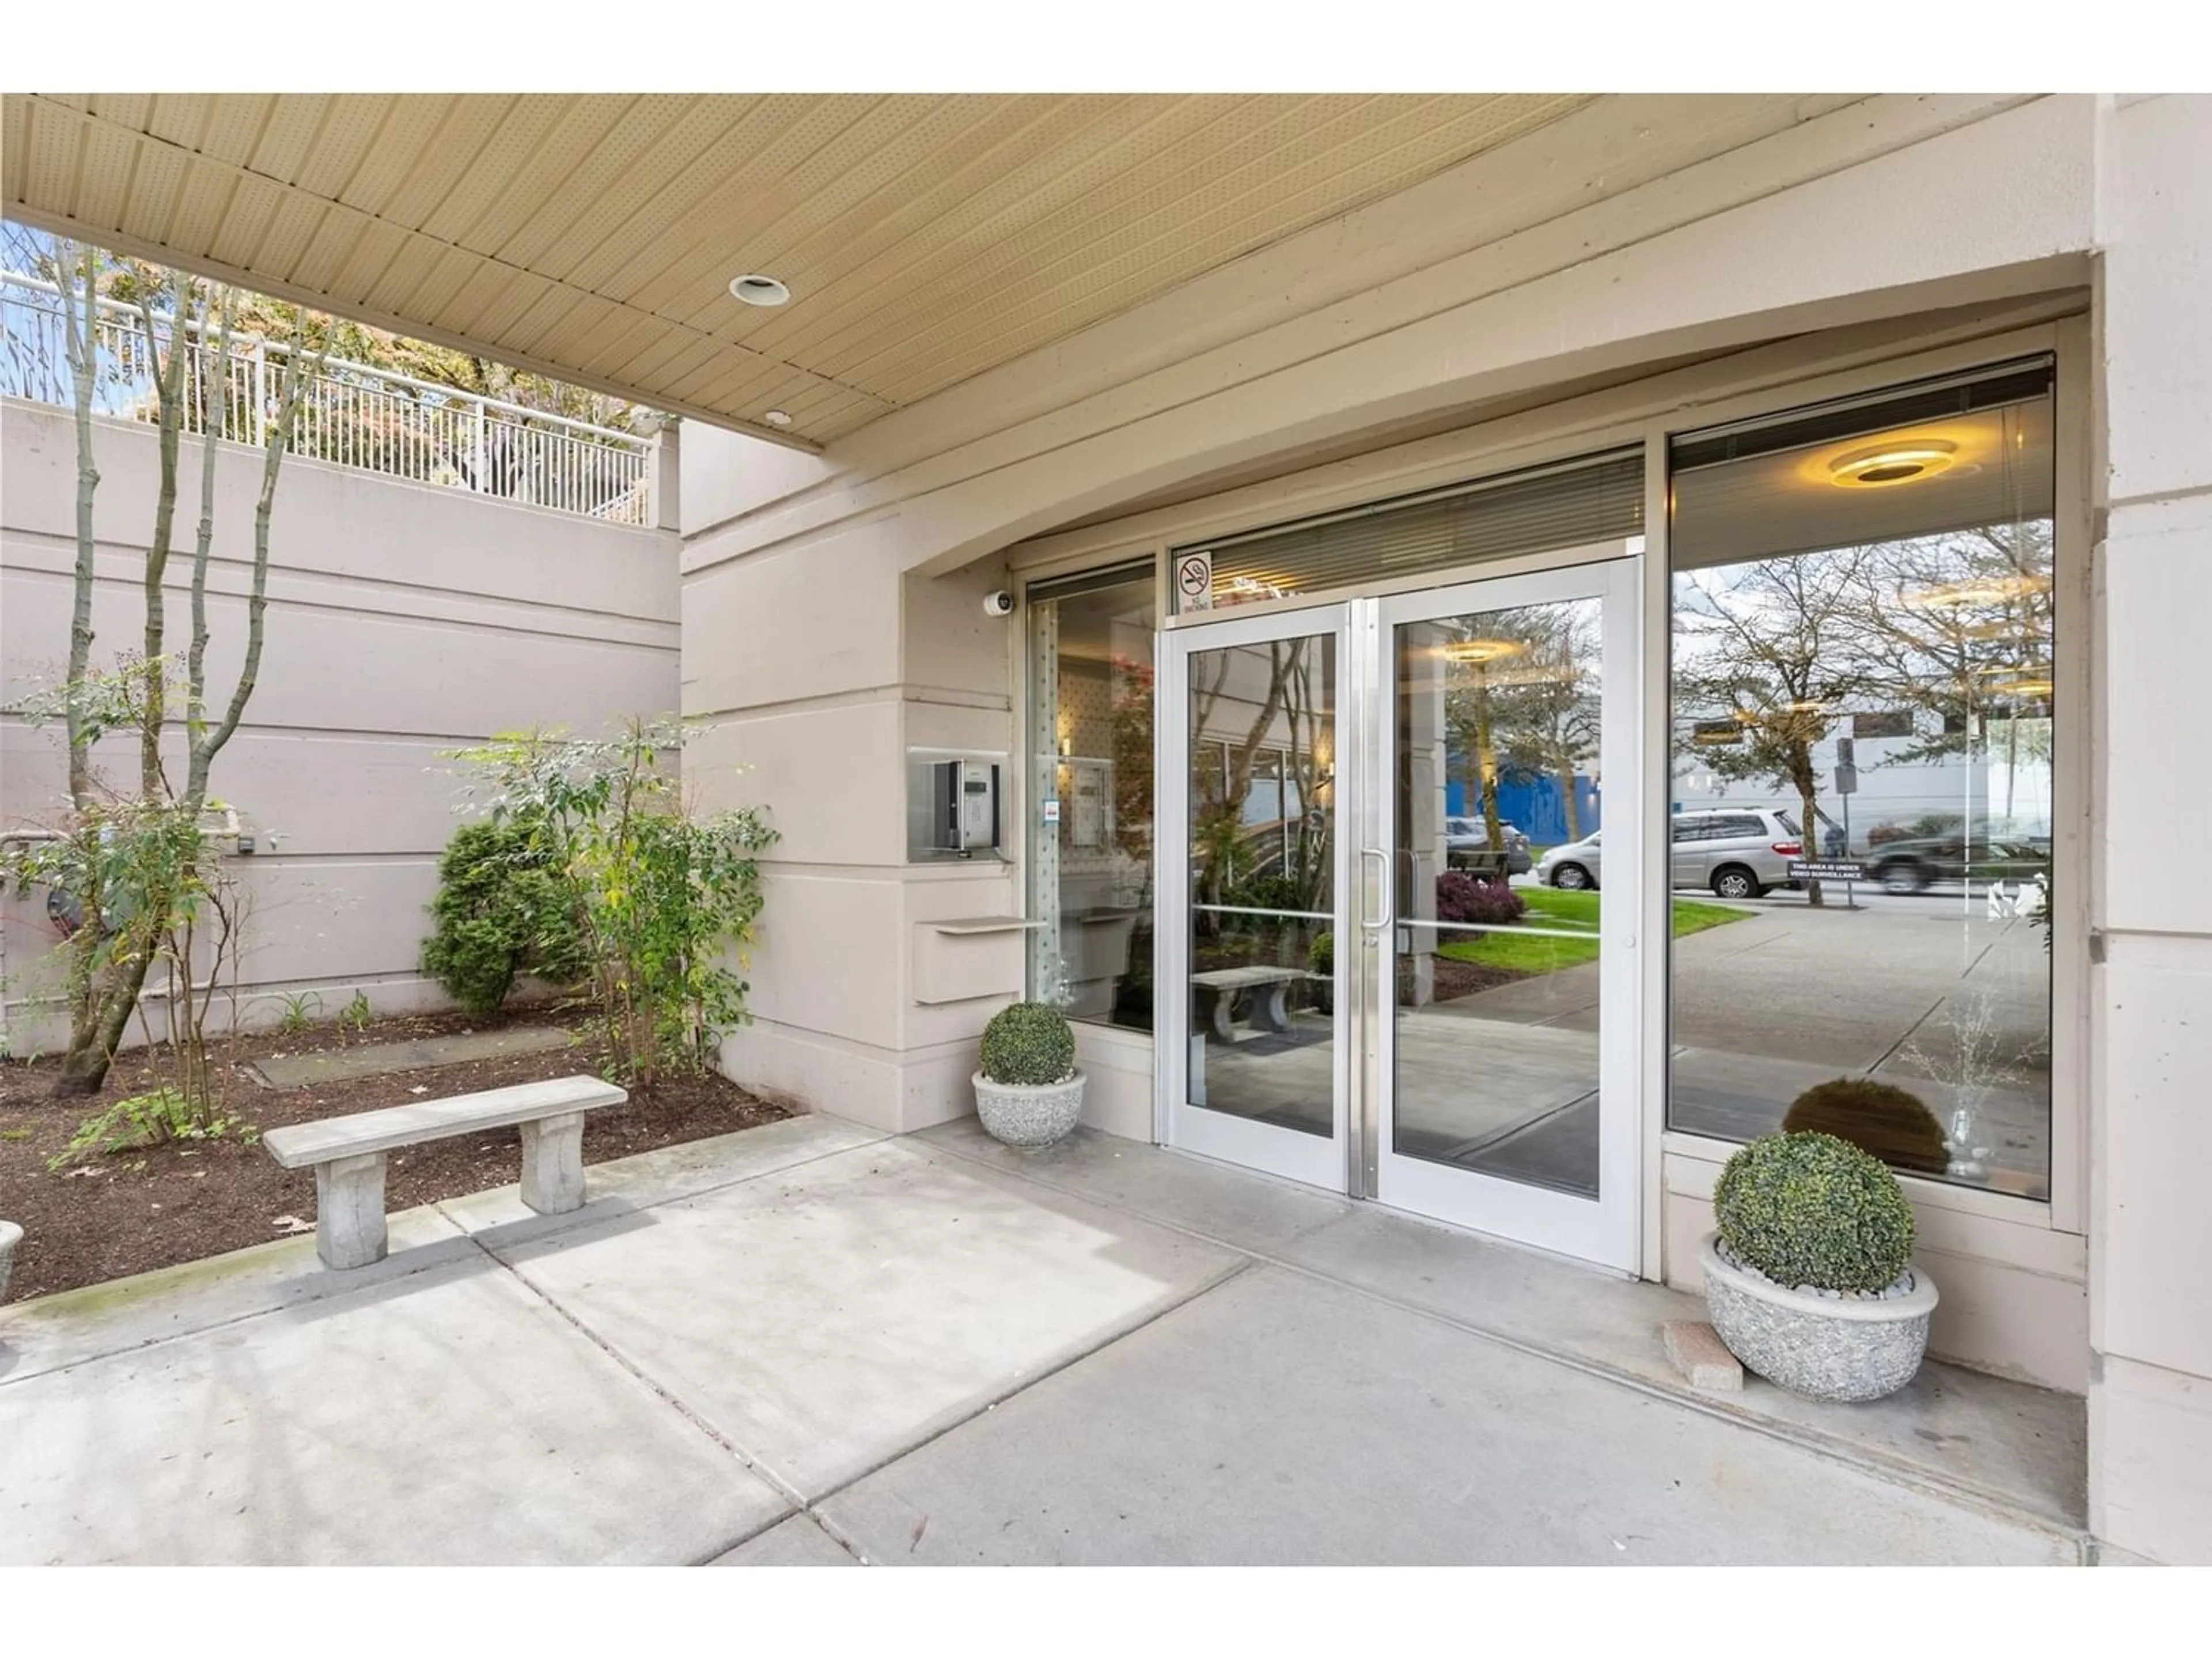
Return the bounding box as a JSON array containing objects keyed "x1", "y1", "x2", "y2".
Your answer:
[{"x1": 0, "y1": 1113, "x2": 2096, "y2": 1566}]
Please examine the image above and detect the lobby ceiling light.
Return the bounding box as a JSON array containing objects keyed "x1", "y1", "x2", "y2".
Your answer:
[
  {"x1": 1442, "y1": 638, "x2": 1525, "y2": 664},
  {"x1": 762, "y1": 410, "x2": 793, "y2": 428},
  {"x1": 1828, "y1": 439, "x2": 1957, "y2": 488},
  {"x1": 729, "y1": 274, "x2": 791, "y2": 307},
  {"x1": 1907, "y1": 573, "x2": 2050, "y2": 610}
]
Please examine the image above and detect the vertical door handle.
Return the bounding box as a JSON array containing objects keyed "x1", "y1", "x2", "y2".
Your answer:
[{"x1": 1359, "y1": 847, "x2": 1393, "y2": 935}]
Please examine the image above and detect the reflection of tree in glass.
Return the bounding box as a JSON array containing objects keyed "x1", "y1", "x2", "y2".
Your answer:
[
  {"x1": 1442, "y1": 604, "x2": 1600, "y2": 847},
  {"x1": 1846, "y1": 520, "x2": 2055, "y2": 837},
  {"x1": 1109, "y1": 654, "x2": 1154, "y2": 896},
  {"x1": 1673, "y1": 547, "x2": 1877, "y2": 905},
  {"x1": 1188, "y1": 638, "x2": 1332, "y2": 928}
]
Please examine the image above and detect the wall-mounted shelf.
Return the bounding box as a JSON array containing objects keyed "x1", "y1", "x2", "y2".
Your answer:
[{"x1": 913, "y1": 916, "x2": 1039, "y2": 1003}]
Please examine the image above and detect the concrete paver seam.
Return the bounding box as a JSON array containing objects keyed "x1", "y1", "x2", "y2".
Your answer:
[
  {"x1": 469, "y1": 1213, "x2": 1255, "y2": 1548},
  {"x1": 426, "y1": 1124, "x2": 899, "y2": 1248},
  {"x1": 0, "y1": 1249, "x2": 465, "y2": 1389},
  {"x1": 918, "y1": 1134, "x2": 2088, "y2": 1552},
  {"x1": 458, "y1": 1228, "x2": 815, "y2": 1515},
  {"x1": 779, "y1": 1255, "x2": 1263, "y2": 1566},
  {"x1": 0, "y1": 1125, "x2": 892, "y2": 1391}
]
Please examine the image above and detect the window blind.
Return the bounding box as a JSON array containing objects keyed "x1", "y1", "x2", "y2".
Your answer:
[{"x1": 1176, "y1": 449, "x2": 1643, "y2": 611}]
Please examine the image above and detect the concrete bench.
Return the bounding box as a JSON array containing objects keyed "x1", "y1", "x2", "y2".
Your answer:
[
  {"x1": 262, "y1": 1074, "x2": 627, "y2": 1270},
  {"x1": 1190, "y1": 965, "x2": 1313, "y2": 1041}
]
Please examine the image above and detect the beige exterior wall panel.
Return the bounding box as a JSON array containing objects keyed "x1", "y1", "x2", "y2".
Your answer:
[
  {"x1": 1074, "y1": 1027, "x2": 1157, "y2": 1142},
  {"x1": 680, "y1": 524, "x2": 903, "y2": 722},
  {"x1": 743, "y1": 872, "x2": 903, "y2": 1050},
  {"x1": 902, "y1": 564, "x2": 1013, "y2": 700},
  {"x1": 2097, "y1": 95, "x2": 2212, "y2": 508},
  {"x1": 1, "y1": 555, "x2": 672, "y2": 740},
  {"x1": 2099, "y1": 502, "x2": 2212, "y2": 938},
  {"x1": 2, "y1": 400, "x2": 673, "y2": 622},
  {"x1": 2090, "y1": 1355, "x2": 2212, "y2": 1564},
  {"x1": 718, "y1": 1019, "x2": 905, "y2": 1134},
  {"x1": 684, "y1": 702, "x2": 902, "y2": 869},
  {"x1": 2085, "y1": 93, "x2": 2212, "y2": 1565},
  {"x1": 0, "y1": 400, "x2": 679, "y2": 1051},
  {"x1": 2092, "y1": 933, "x2": 2212, "y2": 1383}
]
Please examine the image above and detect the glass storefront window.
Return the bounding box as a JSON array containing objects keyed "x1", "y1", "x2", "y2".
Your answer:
[
  {"x1": 1025, "y1": 564, "x2": 1157, "y2": 1029},
  {"x1": 1666, "y1": 361, "x2": 2058, "y2": 1199}
]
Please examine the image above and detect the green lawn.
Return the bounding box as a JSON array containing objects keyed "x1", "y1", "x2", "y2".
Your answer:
[{"x1": 1438, "y1": 887, "x2": 1748, "y2": 974}]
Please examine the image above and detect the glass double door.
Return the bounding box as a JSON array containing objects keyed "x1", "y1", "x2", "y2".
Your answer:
[{"x1": 1159, "y1": 558, "x2": 1643, "y2": 1271}]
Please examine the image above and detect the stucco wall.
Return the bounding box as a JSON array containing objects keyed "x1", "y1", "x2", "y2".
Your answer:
[{"x1": 0, "y1": 398, "x2": 679, "y2": 1049}]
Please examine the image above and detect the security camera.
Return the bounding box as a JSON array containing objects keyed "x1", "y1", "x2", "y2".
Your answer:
[{"x1": 982, "y1": 589, "x2": 1016, "y2": 618}]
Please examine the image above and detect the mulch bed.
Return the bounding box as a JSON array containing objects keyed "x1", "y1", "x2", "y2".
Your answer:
[
  {"x1": 0, "y1": 1003, "x2": 790, "y2": 1305},
  {"x1": 1421, "y1": 954, "x2": 1525, "y2": 1003}
]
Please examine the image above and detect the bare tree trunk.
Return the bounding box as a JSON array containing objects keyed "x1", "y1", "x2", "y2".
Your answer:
[
  {"x1": 1798, "y1": 779, "x2": 1825, "y2": 909},
  {"x1": 56, "y1": 241, "x2": 100, "y2": 807},
  {"x1": 134, "y1": 274, "x2": 197, "y2": 797},
  {"x1": 188, "y1": 312, "x2": 315, "y2": 808},
  {"x1": 52, "y1": 299, "x2": 316, "y2": 1097},
  {"x1": 1558, "y1": 764, "x2": 1581, "y2": 842},
  {"x1": 187, "y1": 291, "x2": 233, "y2": 752}
]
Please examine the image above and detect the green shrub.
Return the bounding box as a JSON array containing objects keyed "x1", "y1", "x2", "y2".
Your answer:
[
  {"x1": 446, "y1": 722, "x2": 775, "y2": 1084},
  {"x1": 48, "y1": 1087, "x2": 253, "y2": 1171},
  {"x1": 1782, "y1": 1077, "x2": 1949, "y2": 1177},
  {"x1": 420, "y1": 817, "x2": 582, "y2": 1015},
  {"x1": 979, "y1": 1002, "x2": 1077, "y2": 1086},
  {"x1": 1309, "y1": 931, "x2": 1334, "y2": 977},
  {"x1": 1714, "y1": 1131, "x2": 1915, "y2": 1293}
]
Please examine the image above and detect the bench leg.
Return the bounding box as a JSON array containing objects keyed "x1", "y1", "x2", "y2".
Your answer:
[
  {"x1": 520, "y1": 1110, "x2": 588, "y2": 1215},
  {"x1": 1255, "y1": 983, "x2": 1291, "y2": 1033},
  {"x1": 1207, "y1": 988, "x2": 1236, "y2": 1042},
  {"x1": 315, "y1": 1152, "x2": 388, "y2": 1270}
]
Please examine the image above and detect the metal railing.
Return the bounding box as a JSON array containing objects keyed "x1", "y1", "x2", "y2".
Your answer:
[{"x1": 0, "y1": 270, "x2": 657, "y2": 525}]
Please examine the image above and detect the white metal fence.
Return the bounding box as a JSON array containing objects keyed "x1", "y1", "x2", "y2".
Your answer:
[{"x1": 0, "y1": 270, "x2": 657, "y2": 524}]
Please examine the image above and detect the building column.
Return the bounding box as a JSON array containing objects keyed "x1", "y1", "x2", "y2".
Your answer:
[
  {"x1": 2087, "y1": 92, "x2": 2212, "y2": 1565},
  {"x1": 680, "y1": 484, "x2": 1017, "y2": 1135}
]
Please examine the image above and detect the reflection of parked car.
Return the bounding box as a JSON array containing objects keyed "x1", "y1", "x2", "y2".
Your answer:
[
  {"x1": 1445, "y1": 815, "x2": 1532, "y2": 876},
  {"x1": 1535, "y1": 831, "x2": 1601, "y2": 890},
  {"x1": 1535, "y1": 808, "x2": 1805, "y2": 898},
  {"x1": 1868, "y1": 835, "x2": 2051, "y2": 895},
  {"x1": 1670, "y1": 808, "x2": 1803, "y2": 899}
]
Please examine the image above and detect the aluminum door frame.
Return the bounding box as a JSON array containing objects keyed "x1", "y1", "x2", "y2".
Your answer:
[
  {"x1": 1361, "y1": 556, "x2": 1645, "y2": 1271},
  {"x1": 1157, "y1": 601, "x2": 1357, "y2": 1192}
]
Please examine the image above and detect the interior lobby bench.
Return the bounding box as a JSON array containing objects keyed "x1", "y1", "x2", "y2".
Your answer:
[
  {"x1": 1190, "y1": 965, "x2": 1314, "y2": 1040},
  {"x1": 261, "y1": 1075, "x2": 627, "y2": 1270}
]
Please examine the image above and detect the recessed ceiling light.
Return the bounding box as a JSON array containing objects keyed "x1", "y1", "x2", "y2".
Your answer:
[
  {"x1": 729, "y1": 274, "x2": 791, "y2": 307},
  {"x1": 762, "y1": 410, "x2": 793, "y2": 429},
  {"x1": 1828, "y1": 439, "x2": 1957, "y2": 488}
]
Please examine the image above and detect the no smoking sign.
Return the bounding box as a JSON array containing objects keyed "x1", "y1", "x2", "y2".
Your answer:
[{"x1": 1176, "y1": 551, "x2": 1213, "y2": 611}]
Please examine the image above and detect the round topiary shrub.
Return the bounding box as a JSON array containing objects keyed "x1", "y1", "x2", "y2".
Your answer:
[
  {"x1": 979, "y1": 1002, "x2": 1077, "y2": 1087},
  {"x1": 1782, "y1": 1077, "x2": 1949, "y2": 1176},
  {"x1": 1713, "y1": 1131, "x2": 1915, "y2": 1294}
]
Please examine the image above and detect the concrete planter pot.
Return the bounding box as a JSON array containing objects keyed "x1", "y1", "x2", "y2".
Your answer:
[
  {"x1": 1700, "y1": 1232, "x2": 1938, "y2": 1404},
  {"x1": 0, "y1": 1218, "x2": 22, "y2": 1303},
  {"x1": 972, "y1": 1071, "x2": 1085, "y2": 1150}
]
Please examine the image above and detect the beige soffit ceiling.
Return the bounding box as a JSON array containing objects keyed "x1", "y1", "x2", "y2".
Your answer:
[{"x1": 2, "y1": 93, "x2": 1591, "y2": 448}]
